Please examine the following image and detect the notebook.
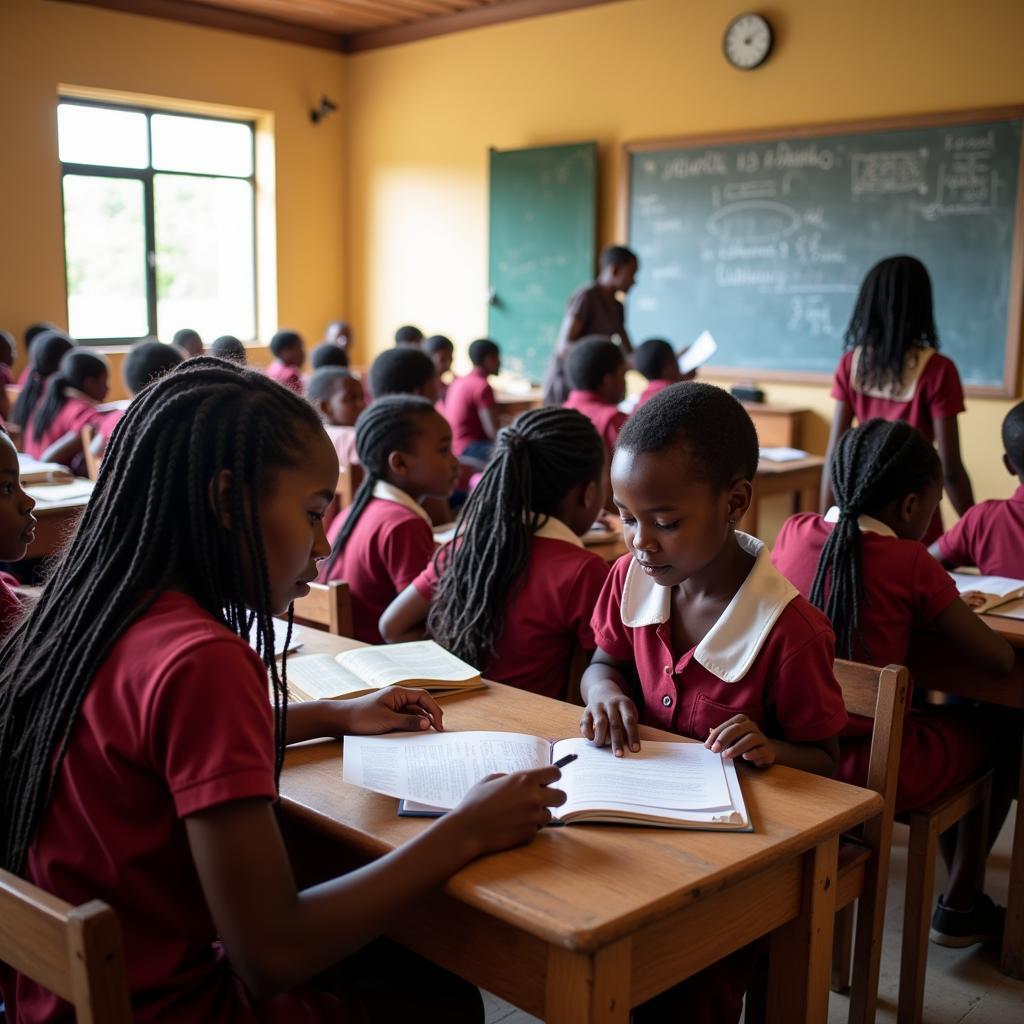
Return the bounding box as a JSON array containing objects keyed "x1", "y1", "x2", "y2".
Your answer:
[
  {"x1": 949, "y1": 572, "x2": 1024, "y2": 614},
  {"x1": 285, "y1": 640, "x2": 485, "y2": 702},
  {"x1": 343, "y1": 731, "x2": 751, "y2": 830},
  {"x1": 16, "y1": 454, "x2": 74, "y2": 485}
]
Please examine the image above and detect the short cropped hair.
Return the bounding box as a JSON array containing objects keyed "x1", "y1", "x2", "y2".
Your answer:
[{"x1": 566, "y1": 336, "x2": 624, "y2": 392}]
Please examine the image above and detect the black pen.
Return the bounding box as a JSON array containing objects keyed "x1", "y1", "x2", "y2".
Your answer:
[{"x1": 553, "y1": 752, "x2": 578, "y2": 769}]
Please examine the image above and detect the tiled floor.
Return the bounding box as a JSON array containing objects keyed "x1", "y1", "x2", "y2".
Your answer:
[{"x1": 483, "y1": 812, "x2": 1022, "y2": 1023}]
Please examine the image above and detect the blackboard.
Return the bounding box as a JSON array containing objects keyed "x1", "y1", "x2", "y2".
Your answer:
[
  {"x1": 488, "y1": 142, "x2": 597, "y2": 383},
  {"x1": 625, "y1": 110, "x2": 1024, "y2": 395}
]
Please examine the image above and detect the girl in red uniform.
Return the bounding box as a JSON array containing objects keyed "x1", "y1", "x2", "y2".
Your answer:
[
  {"x1": 774, "y1": 419, "x2": 1016, "y2": 946},
  {"x1": 0, "y1": 359, "x2": 564, "y2": 1023},
  {"x1": 823, "y1": 255, "x2": 973, "y2": 544}
]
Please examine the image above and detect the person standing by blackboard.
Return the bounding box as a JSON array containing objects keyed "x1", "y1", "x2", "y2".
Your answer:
[
  {"x1": 542, "y1": 245, "x2": 638, "y2": 406},
  {"x1": 821, "y1": 255, "x2": 974, "y2": 545}
]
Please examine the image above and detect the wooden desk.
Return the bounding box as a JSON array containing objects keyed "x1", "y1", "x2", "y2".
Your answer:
[
  {"x1": 280, "y1": 627, "x2": 880, "y2": 1023},
  {"x1": 907, "y1": 617, "x2": 1024, "y2": 977},
  {"x1": 23, "y1": 480, "x2": 94, "y2": 560},
  {"x1": 741, "y1": 456, "x2": 824, "y2": 538},
  {"x1": 742, "y1": 404, "x2": 809, "y2": 449},
  {"x1": 493, "y1": 387, "x2": 543, "y2": 427}
]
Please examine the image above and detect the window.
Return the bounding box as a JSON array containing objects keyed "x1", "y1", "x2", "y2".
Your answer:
[{"x1": 58, "y1": 99, "x2": 257, "y2": 343}]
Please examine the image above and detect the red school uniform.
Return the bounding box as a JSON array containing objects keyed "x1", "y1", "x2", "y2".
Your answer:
[
  {"x1": 413, "y1": 516, "x2": 609, "y2": 698},
  {"x1": 264, "y1": 359, "x2": 304, "y2": 395},
  {"x1": 563, "y1": 390, "x2": 629, "y2": 457},
  {"x1": 591, "y1": 532, "x2": 847, "y2": 744},
  {"x1": 444, "y1": 367, "x2": 495, "y2": 456},
  {"x1": 635, "y1": 378, "x2": 672, "y2": 409},
  {"x1": 771, "y1": 510, "x2": 989, "y2": 812},
  {"x1": 13, "y1": 591, "x2": 356, "y2": 1022},
  {"x1": 831, "y1": 346, "x2": 965, "y2": 545},
  {"x1": 22, "y1": 392, "x2": 112, "y2": 460},
  {"x1": 320, "y1": 481, "x2": 435, "y2": 643},
  {"x1": 936, "y1": 483, "x2": 1024, "y2": 578}
]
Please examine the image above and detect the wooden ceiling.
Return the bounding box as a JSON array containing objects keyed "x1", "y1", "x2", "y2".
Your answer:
[{"x1": 58, "y1": 0, "x2": 625, "y2": 52}]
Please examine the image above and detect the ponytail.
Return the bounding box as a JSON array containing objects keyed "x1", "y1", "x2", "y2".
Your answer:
[{"x1": 31, "y1": 350, "x2": 107, "y2": 441}]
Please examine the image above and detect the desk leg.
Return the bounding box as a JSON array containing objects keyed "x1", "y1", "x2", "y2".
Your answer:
[
  {"x1": 545, "y1": 938, "x2": 631, "y2": 1024},
  {"x1": 767, "y1": 835, "x2": 838, "y2": 1024},
  {"x1": 1000, "y1": 749, "x2": 1024, "y2": 977}
]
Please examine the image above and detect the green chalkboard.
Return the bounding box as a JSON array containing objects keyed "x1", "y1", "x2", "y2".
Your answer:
[
  {"x1": 626, "y1": 111, "x2": 1024, "y2": 393},
  {"x1": 488, "y1": 142, "x2": 597, "y2": 383}
]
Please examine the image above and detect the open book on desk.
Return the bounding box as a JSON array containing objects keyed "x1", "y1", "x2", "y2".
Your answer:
[
  {"x1": 285, "y1": 640, "x2": 485, "y2": 702},
  {"x1": 950, "y1": 572, "x2": 1024, "y2": 614},
  {"x1": 343, "y1": 731, "x2": 750, "y2": 830}
]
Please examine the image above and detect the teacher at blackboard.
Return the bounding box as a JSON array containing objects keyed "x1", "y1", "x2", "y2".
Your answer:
[{"x1": 542, "y1": 245, "x2": 639, "y2": 406}]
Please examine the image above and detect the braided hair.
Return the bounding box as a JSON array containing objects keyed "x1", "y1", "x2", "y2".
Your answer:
[
  {"x1": 0, "y1": 357, "x2": 324, "y2": 874},
  {"x1": 844, "y1": 255, "x2": 939, "y2": 395},
  {"x1": 427, "y1": 407, "x2": 604, "y2": 670},
  {"x1": 10, "y1": 330, "x2": 74, "y2": 429},
  {"x1": 31, "y1": 349, "x2": 108, "y2": 439},
  {"x1": 809, "y1": 418, "x2": 941, "y2": 660},
  {"x1": 322, "y1": 395, "x2": 436, "y2": 572}
]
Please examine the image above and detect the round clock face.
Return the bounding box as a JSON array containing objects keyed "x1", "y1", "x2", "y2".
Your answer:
[{"x1": 723, "y1": 12, "x2": 773, "y2": 70}]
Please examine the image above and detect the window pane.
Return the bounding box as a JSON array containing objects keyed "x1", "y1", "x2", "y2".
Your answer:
[
  {"x1": 151, "y1": 114, "x2": 253, "y2": 177},
  {"x1": 57, "y1": 104, "x2": 148, "y2": 168},
  {"x1": 63, "y1": 175, "x2": 149, "y2": 339},
  {"x1": 155, "y1": 175, "x2": 255, "y2": 341}
]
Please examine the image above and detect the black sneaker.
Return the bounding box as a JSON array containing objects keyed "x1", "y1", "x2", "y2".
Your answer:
[{"x1": 929, "y1": 892, "x2": 1005, "y2": 948}]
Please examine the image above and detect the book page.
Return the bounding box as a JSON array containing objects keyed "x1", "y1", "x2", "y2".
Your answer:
[
  {"x1": 337, "y1": 640, "x2": 478, "y2": 689},
  {"x1": 343, "y1": 731, "x2": 550, "y2": 808},
  {"x1": 949, "y1": 572, "x2": 1024, "y2": 612},
  {"x1": 551, "y1": 738, "x2": 731, "y2": 813},
  {"x1": 987, "y1": 596, "x2": 1024, "y2": 620},
  {"x1": 285, "y1": 654, "x2": 372, "y2": 699}
]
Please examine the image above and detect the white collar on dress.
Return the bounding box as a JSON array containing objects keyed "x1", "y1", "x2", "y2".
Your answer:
[
  {"x1": 64, "y1": 387, "x2": 96, "y2": 405},
  {"x1": 372, "y1": 480, "x2": 433, "y2": 526},
  {"x1": 530, "y1": 514, "x2": 583, "y2": 548},
  {"x1": 823, "y1": 506, "x2": 897, "y2": 538},
  {"x1": 619, "y1": 531, "x2": 798, "y2": 683},
  {"x1": 850, "y1": 345, "x2": 934, "y2": 402}
]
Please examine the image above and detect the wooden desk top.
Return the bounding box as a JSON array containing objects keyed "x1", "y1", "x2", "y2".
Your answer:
[
  {"x1": 280, "y1": 626, "x2": 881, "y2": 953},
  {"x1": 981, "y1": 613, "x2": 1024, "y2": 648},
  {"x1": 755, "y1": 455, "x2": 825, "y2": 476}
]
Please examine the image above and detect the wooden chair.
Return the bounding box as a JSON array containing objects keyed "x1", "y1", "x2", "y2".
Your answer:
[
  {"x1": 80, "y1": 424, "x2": 101, "y2": 481},
  {"x1": 291, "y1": 580, "x2": 353, "y2": 636},
  {"x1": 335, "y1": 462, "x2": 364, "y2": 509},
  {"x1": 0, "y1": 867, "x2": 131, "y2": 1023}
]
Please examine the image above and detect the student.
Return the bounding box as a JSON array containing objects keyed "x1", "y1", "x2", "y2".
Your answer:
[
  {"x1": 930, "y1": 399, "x2": 1024, "y2": 578},
  {"x1": 307, "y1": 367, "x2": 365, "y2": 470},
  {"x1": 22, "y1": 350, "x2": 114, "y2": 464},
  {"x1": 15, "y1": 323, "x2": 56, "y2": 388},
  {"x1": 9, "y1": 330, "x2": 75, "y2": 441},
  {"x1": 368, "y1": 347, "x2": 439, "y2": 403},
  {"x1": 563, "y1": 336, "x2": 629, "y2": 455},
  {"x1": 633, "y1": 337, "x2": 683, "y2": 408},
  {"x1": 324, "y1": 319, "x2": 354, "y2": 354},
  {"x1": 264, "y1": 329, "x2": 306, "y2": 394},
  {"x1": 172, "y1": 327, "x2": 204, "y2": 358},
  {"x1": 0, "y1": 360, "x2": 563, "y2": 1022},
  {"x1": 444, "y1": 338, "x2": 500, "y2": 462},
  {"x1": 211, "y1": 334, "x2": 247, "y2": 365},
  {"x1": 123, "y1": 340, "x2": 185, "y2": 395},
  {"x1": 425, "y1": 334, "x2": 455, "y2": 405},
  {"x1": 822, "y1": 255, "x2": 973, "y2": 545},
  {"x1": 320, "y1": 395, "x2": 458, "y2": 643},
  {"x1": 0, "y1": 426, "x2": 36, "y2": 638},
  {"x1": 381, "y1": 407, "x2": 609, "y2": 697},
  {"x1": 310, "y1": 342, "x2": 349, "y2": 370},
  {"x1": 394, "y1": 324, "x2": 425, "y2": 348},
  {"x1": 543, "y1": 245, "x2": 638, "y2": 406},
  {"x1": 0, "y1": 329, "x2": 15, "y2": 422},
  {"x1": 580, "y1": 382, "x2": 846, "y2": 1023},
  {"x1": 772, "y1": 418, "x2": 1015, "y2": 945}
]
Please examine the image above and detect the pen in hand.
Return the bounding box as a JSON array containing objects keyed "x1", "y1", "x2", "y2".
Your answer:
[{"x1": 553, "y1": 753, "x2": 578, "y2": 769}]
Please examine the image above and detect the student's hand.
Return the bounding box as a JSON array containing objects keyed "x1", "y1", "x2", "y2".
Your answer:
[
  {"x1": 705, "y1": 714, "x2": 775, "y2": 767},
  {"x1": 334, "y1": 686, "x2": 444, "y2": 736},
  {"x1": 580, "y1": 685, "x2": 641, "y2": 756},
  {"x1": 959, "y1": 590, "x2": 989, "y2": 610},
  {"x1": 447, "y1": 766, "x2": 567, "y2": 857}
]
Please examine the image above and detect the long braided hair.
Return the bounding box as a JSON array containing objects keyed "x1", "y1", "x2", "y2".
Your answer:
[
  {"x1": 322, "y1": 394, "x2": 437, "y2": 572},
  {"x1": 0, "y1": 357, "x2": 324, "y2": 875},
  {"x1": 809, "y1": 418, "x2": 941, "y2": 660},
  {"x1": 10, "y1": 330, "x2": 74, "y2": 430},
  {"x1": 844, "y1": 255, "x2": 939, "y2": 395},
  {"x1": 427, "y1": 407, "x2": 604, "y2": 670},
  {"x1": 31, "y1": 349, "x2": 108, "y2": 440}
]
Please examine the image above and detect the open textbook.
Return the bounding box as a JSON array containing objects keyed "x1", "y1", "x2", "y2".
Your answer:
[
  {"x1": 950, "y1": 572, "x2": 1024, "y2": 615},
  {"x1": 343, "y1": 731, "x2": 751, "y2": 830},
  {"x1": 285, "y1": 640, "x2": 485, "y2": 702}
]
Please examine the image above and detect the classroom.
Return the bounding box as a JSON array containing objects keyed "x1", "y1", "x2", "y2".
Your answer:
[{"x1": 1, "y1": 1, "x2": 1023, "y2": 1022}]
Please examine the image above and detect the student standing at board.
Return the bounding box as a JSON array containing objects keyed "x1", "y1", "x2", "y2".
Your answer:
[
  {"x1": 542, "y1": 245, "x2": 638, "y2": 406},
  {"x1": 821, "y1": 255, "x2": 974, "y2": 545}
]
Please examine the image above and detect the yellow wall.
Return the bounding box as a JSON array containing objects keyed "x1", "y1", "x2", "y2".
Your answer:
[
  {"x1": 0, "y1": 0, "x2": 347, "y2": 389},
  {"x1": 343, "y1": 0, "x2": 1024, "y2": 510}
]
